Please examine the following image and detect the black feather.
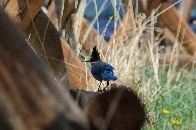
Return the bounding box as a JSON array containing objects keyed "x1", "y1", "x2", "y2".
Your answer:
[
  {"x1": 88, "y1": 46, "x2": 118, "y2": 92},
  {"x1": 90, "y1": 46, "x2": 101, "y2": 63}
]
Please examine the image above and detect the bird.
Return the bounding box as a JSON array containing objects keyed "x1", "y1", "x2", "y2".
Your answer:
[{"x1": 86, "y1": 46, "x2": 118, "y2": 92}]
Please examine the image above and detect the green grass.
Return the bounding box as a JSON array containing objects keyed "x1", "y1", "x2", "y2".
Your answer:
[{"x1": 140, "y1": 68, "x2": 196, "y2": 130}]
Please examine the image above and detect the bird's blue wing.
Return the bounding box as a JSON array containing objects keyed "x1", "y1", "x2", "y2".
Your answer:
[
  {"x1": 101, "y1": 70, "x2": 118, "y2": 81},
  {"x1": 91, "y1": 62, "x2": 117, "y2": 82},
  {"x1": 91, "y1": 63, "x2": 102, "y2": 74},
  {"x1": 91, "y1": 63, "x2": 104, "y2": 82},
  {"x1": 103, "y1": 63, "x2": 115, "y2": 70}
]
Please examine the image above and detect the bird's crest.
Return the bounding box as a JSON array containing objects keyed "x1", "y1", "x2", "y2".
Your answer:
[{"x1": 90, "y1": 46, "x2": 101, "y2": 62}]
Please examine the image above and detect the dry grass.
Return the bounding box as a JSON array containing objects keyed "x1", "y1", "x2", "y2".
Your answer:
[{"x1": 61, "y1": 0, "x2": 196, "y2": 129}]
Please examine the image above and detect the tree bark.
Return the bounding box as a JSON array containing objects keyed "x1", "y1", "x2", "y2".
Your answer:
[
  {"x1": 145, "y1": 1, "x2": 196, "y2": 54},
  {"x1": 179, "y1": 0, "x2": 194, "y2": 22},
  {"x1": 27, "y1": 11, "x2": 65, "y2": 80},
  {"x1": 5, "y1": 0, "x2": 65, "y2": 79},
  {"x1": 0, "y1": 7, "x2": 88, "y2": 130},
  {"x1": 5, "y1": 0, "x2": 45, "y2": 32},
  {"x1": 158, "y1": 3, "x2": 196, "y2": 54}
]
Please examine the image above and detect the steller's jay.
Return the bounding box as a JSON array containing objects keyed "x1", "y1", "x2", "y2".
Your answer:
[{"x1": 86, "y1": 46, "x2": 118, "y2": 92}]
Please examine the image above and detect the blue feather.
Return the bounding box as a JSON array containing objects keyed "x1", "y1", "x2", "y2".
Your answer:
[
  {"x1": 91, "y1": 62, "x2": 118, "y2": 82},
  {"x1": 89, "y1": 46, "x2": 118, "y2": 91},
  {"x1": 101, "y1": 70, "x2": 118, "y2": 81},
  {"x1": 103, "y1": 63, "x2": 115, "y2": 70}
]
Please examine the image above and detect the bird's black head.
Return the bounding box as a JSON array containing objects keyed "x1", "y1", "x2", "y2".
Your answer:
[{"x1": 89, "y1": 46, "x2": 101, "y2": 63}]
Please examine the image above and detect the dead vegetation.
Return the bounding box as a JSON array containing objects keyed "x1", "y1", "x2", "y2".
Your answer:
[{"x1": 0, "y1": 0, "x2": 196, "y2": 129}]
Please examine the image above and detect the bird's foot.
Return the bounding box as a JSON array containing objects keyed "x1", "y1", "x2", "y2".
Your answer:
[
  {"x1": 103, "y1": 88, "x2": 107, "y2": 92},
  {"x1": 97, "y1": 87, "x2": 102, "y2": 92}
]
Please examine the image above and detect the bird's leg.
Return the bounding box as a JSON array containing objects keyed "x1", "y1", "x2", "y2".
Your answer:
[
  {"x1": 98, "y1": 81, "x2": 102, "y2": 92},
  {"x1": 103, "y1": 81, "x2": 109, "y2": 92}
]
